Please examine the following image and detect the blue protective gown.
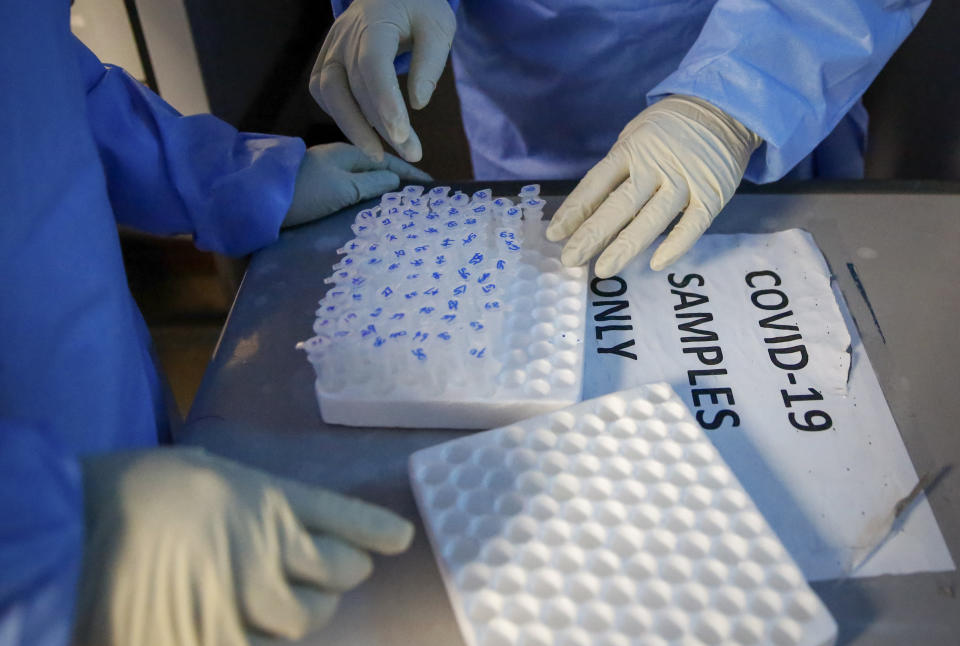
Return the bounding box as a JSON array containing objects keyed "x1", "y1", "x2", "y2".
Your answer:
[
  {"x1": 334, "y1": 0, "x2": 928, "y2": 181},
  {"x1": 0, "y1": 3, "x2": 305, "y2": 643}
]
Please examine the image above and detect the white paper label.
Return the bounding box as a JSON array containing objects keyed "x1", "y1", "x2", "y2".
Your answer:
[{"x1": 582, "y1": 229, "x2": 953, "y2": 580}]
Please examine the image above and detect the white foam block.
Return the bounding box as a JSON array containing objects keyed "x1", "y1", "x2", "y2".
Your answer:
[
  {"x1": 409, "y1": 384, "x2": 837, "y2": 646},
  {"x1": 299, "y1": 186, "x2": 587, "y2": 428}
]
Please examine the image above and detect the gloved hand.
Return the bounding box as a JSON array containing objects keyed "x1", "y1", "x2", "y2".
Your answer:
[
  {"x1": 74, "y1": 446, "x2": 414, "y2": 646},
  {"x1": 309, "y1": 0, "x2": 457, "y2": 163},
  {"x1": 284, "y1": 142, "x2": 432, "y2": 228},
  {"x1": 546, "y1": 95, "x2": 762, "y2": 277}
]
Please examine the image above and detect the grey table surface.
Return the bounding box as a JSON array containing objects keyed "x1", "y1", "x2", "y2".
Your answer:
[{"x1": 184, "y1": 186, "x2": 960, "y2": 645}]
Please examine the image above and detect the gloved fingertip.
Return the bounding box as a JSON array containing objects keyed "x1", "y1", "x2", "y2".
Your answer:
[
  {"x1": 412, "y1": 80, "x2": 436, "y2": 110},
  {"x1": 386, "y1": 120, "x2": 412, "y2": 150},
  {"x1": 347, "y1": 550, "x2": 374, "y2": 586},
  {"x1": 547, "y1": 204, "x2": 584, "y2": 241},
  {"x1": 377, "y1": 518, "x2": 415, "y2": 555},
  {"x1": 396, "y1": 143, "x2": 422, "y2": 164},
  {"x1": 545, "y1": 221, "x2": 570, "y2": 242},
  {"x1": 393, "y1": 166, "x2": 431, "y2": 182},
  {"x1": 649, "y1": 249, "x2": 673, "y2": 272},
  {"x1": 593, "y1": 254, "x2": 619, "y2": 279},
  {"x1": 411, "y1": 167, "x2": 433, "y2": 182},
  {"x1": 560, "y1": 245, "x2": 584, "y2": 269}
]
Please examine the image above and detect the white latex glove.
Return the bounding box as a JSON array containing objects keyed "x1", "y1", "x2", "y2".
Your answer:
[
  {"x1": 546, "y1": 95, "x2": 762, "y2": 277},
  {"x1": 74, "y1": 446, "x2": 414, "y2": 646},
  {"x1": 284, "y1": 142, "x2": 432, "y2": 228},
  {"x1": 309, "y1": 0, "x2": 456, "y2": 162}
]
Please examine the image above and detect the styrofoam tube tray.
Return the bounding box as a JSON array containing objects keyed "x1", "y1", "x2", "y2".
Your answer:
[
  {"x1": 299, "y1": 185, "x2": 587, "y2": 428},
  {"x1": 410, "y1": 384, "x2": 837, "y2": 646}
]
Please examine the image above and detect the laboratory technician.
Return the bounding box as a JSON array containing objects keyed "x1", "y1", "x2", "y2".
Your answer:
[
  {"x1": 312, "y1": 0, "x2": 928, "y2": 276},
  {"x1": 0, "y1": 2, "x2": 429, "y2": 645}
]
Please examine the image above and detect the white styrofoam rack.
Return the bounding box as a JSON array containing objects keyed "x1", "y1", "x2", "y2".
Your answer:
[
  {"x1": 298, "y1": 185, "x2": 588, "y2": 428},
  {"x1": 410, "y1": 384, "x2": 837, "y2": 646}
]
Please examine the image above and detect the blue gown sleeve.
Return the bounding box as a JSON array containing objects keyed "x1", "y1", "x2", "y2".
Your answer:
[
  {"x1": 647, "y1": 0, "x2": 929, "y2": 183},
  {"x1": 0, "y1": 425, "x2": 84, "y2": 646},
  {"x1": 2, "y1": 4, "x2": 166, "y2": 640},
  {"x1": 73, "y1": 37, "x2": 306, "y2": 256}
]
